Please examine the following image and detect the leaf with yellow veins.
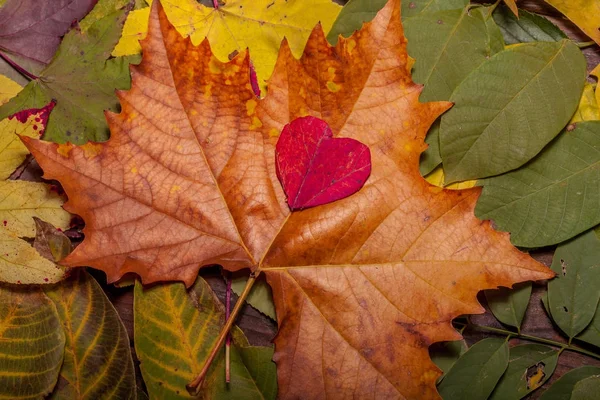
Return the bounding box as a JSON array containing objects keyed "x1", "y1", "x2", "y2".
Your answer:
[
  {"x1": 113, "y1": 0, "x2": 342, "y2": 91},
  {"x1": 0, "y1": 181, "x2": 70, "y2": 238},
  {"x1": 0, "y1": 74, "x2": 21, "y2": 105},
  {"x1": 544, "y1": 0, "x2": 600, "y2": 45},
  {"x1": 425, "y1": 166, "x2": 478, "y2": 190},
  {"x1": 0, "y1": 228, "x2": 68, "y2": 284},
  {"x1": 569, "y1": 83, "x2": 600, "y2": 124}
]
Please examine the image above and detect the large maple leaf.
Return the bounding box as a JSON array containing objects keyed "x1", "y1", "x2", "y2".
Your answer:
[{"x1": 24, "y1": 0, "x2": 553, "y2": 397}]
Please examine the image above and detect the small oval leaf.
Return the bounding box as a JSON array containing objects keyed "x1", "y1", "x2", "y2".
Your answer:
[
  {"x1": 485, "y1": 282, "x2": 532, "y2": 331},
  {"x1": 539, "y1": 366, "x2": 600, "y2": 400}
]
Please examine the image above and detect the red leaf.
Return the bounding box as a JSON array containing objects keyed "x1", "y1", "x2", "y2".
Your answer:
[
  {"x1": 9, "y1": 100, "x2": 55, "y2": 125},
  {"x1": 275, "y1": 116, "x2": 371, "y2": 210}
]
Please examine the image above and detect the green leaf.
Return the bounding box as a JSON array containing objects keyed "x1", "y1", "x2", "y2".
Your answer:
[
  {"x1": 475, "y1": 121, "x2": 600, "y2": 247},
  {"x1": 572, "y1": 375, "x2": 600, "y2": 400},
  {"x1": 44, "y1": 270, "x2": 137, "y2": 399},
  {"x1": 0, "y1": 286, "x2": 65, "y2": 399},
  {"x1": 326, "y1": 0, "x2": 387, "y2": 45},
  {"x1": 490, "y1": 344, "x2": 559, "y2": 399},
  {"x1": 0, "y1": 8, "x2": 136, "y2": 144},
  {"x1": 493, "y1": 5, "x2": 567, "y2": 44},
  {"x1": 429, "y1": 338, "x2": 467, "y2": 382},
  {"x1": 421, "y1": 119, "x2": 442, "y2": 176},
  {"x1": 548, "y1": 231, "x2": 600, "y2": 338},
  {"x1": 484, "y1": 8, "x2": 506, "y2": 54},
  {"x1": 440, "y1": 40, "x2": 586, "y2": 183},
  {"x1": 134, "y1": 277, "x2": 277, "y2": 399},
  {"x1": 539, "y1": 366, "x2": 600, "y2": 400},
  {"x1": 485, "y1": 282, "x2": 532, "y2": 331},
  {"x1": 231, "y1": 273, "x2": 276, "y2": 320},
  {"x1": 437, "y1": 338, "x2": 509, "y2": 400},
  {"x1": 402, "y1": 0, "x2": 468, "y2": 20}
]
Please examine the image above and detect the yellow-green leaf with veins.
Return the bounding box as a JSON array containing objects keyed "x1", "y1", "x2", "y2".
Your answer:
[
  {"x1": 0, "y1": 74, "x2": 21, "y2": 104},
  {"x1": 544, "y1": 0, "x2": 600, "y2": 45},
  {"x1": 0, "y1": 181, "x2": 70, "y2": 237},
  {"x1": 113, "y1": 0, "x2": 341, "y2": 91}
]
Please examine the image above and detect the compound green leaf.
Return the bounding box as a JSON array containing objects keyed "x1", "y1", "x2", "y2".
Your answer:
[
  {"x1": 539, "y1": 366, "x2": 600, "y2": 400},
  {"x1": 485, "y1": 282, "x2": 532, "y2": 331},
  {"x1": 548, "y1": 231, "x2": 600, "y2": 338},
  {"x1": 437, "y1": 338, "x2": 509, "y2": 400},
  {"x1": 134, "y1": 277, "x2": 276, "y2": 400},
  {"x1": 429, "y1": 337, "x2": 468, "y2": 382},
  {"x1": 231, "y1": 273, "x2": 276, "y2": 320},
  {"x1": 493, "y1": 5, "x2": 567, "y2": 44},
  {"x1": 571, "y1": 375, "x2": 600, "y2": 400},
  {"x1": 44, "y1": 270, "x2": 137, "y2": 400},
  {"x1": 0, "y1": 286, "x2": 65, "y2": 399},
  {"x1": 440, "y1": 40, "x2": 586, "y2": 183},
  {"x1": 490, "y1": 344, "x2": 559, "y2": 399},
  {"x1": 476, "y1": 121, "x2": 600, "y2": 247}
]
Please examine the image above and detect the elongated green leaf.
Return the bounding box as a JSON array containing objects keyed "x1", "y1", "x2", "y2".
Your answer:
[
  {"x1": 490, "y1": 344, "x2": 559, "y2": 399},
  {"x1": 493, "y1": 6, "x2": 567, "y2": 44},
  {"x1": 0, "y1": 8, "x2": 136, "y2": 144},
  {"x1": 429, "y1": 338, "x2": 467, "y2": 382},
  {"x1": 44, "y1": 270, "x2": 137, "y2": 399},
  {"x1": 437, "y1": 338, "x2": 509, "y2": 400},
  {"x1": 134, "y1": 277, "x2": 276, "y2": 400},
  {"x1": 485, "y1": 282, "x2": 532, "y2": 331},
  {"x1": 0, "y1": 286, "x2": 65, "y2": 399},
  {"x1": 476, "y1": 121, "x2": 600, "y2": 247},
  {"x1": 572, "y1": 375, "x2": 600, "y2": 400},
  {"x1": 440, "y1": 40, "x2": 586, "y2": 183},
  {"x1": 539, "y1": 366, "x2": 600, "y2": 400},
  {"x1": 548, "y1": 231, "x2": 600, "y2": 338},
  {"x1": 231, "y1": 274, "x2": 276, "y2": 320}
]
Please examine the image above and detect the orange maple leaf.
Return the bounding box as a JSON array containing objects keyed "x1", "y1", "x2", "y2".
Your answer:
[{"x1": 23, "y1": 0, "x2": 553, "y2": 397}]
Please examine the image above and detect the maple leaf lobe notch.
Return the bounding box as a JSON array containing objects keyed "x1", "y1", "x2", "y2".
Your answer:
[{"x1": 276, "y1": 116, "x2": 372, "y2": 210}]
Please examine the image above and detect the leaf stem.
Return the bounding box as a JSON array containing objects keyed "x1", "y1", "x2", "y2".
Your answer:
[
  {"x1": 456, "y1": 322, "x2": 600, "y2": 360},
  {"x1": 187, "y1": 270, "x2": 259, "y2": 394},
  {"x1": 225, "y1": 273, "x2": 232, "y2": 383},
  {"x1": 575, "y1": 41, "x2": 597, "y2": 49},
  {"x1": 0, "y1": 51, "x2": 38, "y2": 80},
  {"x1": 212, "y1": 0, "x2": 219, "y2": 9}
]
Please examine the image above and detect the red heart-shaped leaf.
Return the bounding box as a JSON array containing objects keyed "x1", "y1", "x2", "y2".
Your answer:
[{"x1": 275, "y1": 116, "x2": 371, "y2": 210}]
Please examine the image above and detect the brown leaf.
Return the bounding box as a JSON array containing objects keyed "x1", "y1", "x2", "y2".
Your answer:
[{"x1": 23, "y1": 0, "x2": 553, "y2": 397}]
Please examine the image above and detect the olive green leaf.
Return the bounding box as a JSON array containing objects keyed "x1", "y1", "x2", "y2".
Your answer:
[
  {"x1": 402, "y1": 0, "x2": 468, "y2": 20},
  {"x1": 326, "y1": 0, "x2": 387, "y2": 45},
  {"x1": 485, "y1": 282, "x2": 532, "y2": 332},
  {"x1": 476, "y1": 121, "x2": 600, "y2": 247},
  {"x1": 548, "y1": 231, "x2": 600, "y2": 338},
  {"x1": 429, "y1": 337, "x2": 468, "y2": 383},
  {"x1": 493, "y1": 5, "x2": 567, "y2": 44},
  {"x1": 440, "y1": 40, "x2": 586, "y2": 183},
  {"x1": 44, "y1": 270, "x2": 137, "y2": 399},
  {"x1": 490, "y1": 344, "x2": 559, "y2": 399},
  {"x1": 438, "y1": 338, "x2": 509, "y2": 400},
  {"x1": 0, "y1": 286, "x2": 65, "y2": 399},
  {"x1": 0, "y1": 8, "x2": 137, "y2": 144},
  {"x1": 571, "y1": 375, "x2": 600, "y2": 400},
  {"x1": 231, "y1": 273, "x2": 276, "y2": 320},
  {"x1": 134, "y1": 277, "x2": 276, "y2": 399},
  {"x1": 540, "y1": 366, "x2": 600, "y2": 400}
]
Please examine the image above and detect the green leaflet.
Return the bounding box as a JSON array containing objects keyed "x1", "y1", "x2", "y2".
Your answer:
[
  {"x1": 476, "y1": 122, "x2": 600, "y2": 247},
  {"x1": 437, "y1": 338, "x2": 508, "y2": 400},
  {"x1": 134, "y1": 277, "x2": 277, "y2": 400},
  {"x1": 231, "y1": 273, "x2": 276, "y2": 320},
  {"x1": 548, "y1": 231, "x2": 600, "y2": 338},
  {"x1": 485, "y1": 282, "x2": 532, "y2": 332},
  {"x1": 493, "y1": 5, "x2": 567, "y2": 44},
  {"x1": 0, "y1": 286, "x2": 65, "y2": 399},
  {"x1": 571, "y1": 376, "x2": 600, "y2": 400},
  {"x1": 44, "y1": 270, "x2": 137, "y2": 399},
  {"x1": 490, "y1": 344, "x2": 559, "y2": 399},
  {"x1": 0, "y1": 8, "x2": 137, "y2": 144},
  {"x1": 429, "y1": 337, "x2": 467, "y2": 383},
  {"x1": 440, "y1": 40, "x2": 586, "y2": 183},
  {"x1": 539, "y1": 366, "x2": 600, "y2": 400}
]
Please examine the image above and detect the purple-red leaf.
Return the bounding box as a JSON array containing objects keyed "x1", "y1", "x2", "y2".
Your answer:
[
  {"x1": 275, "y1": 116, "x2": 371, "y2": 210},
  {"x1": 0, "y1": 0, "x2": 97, "y2": 65}
]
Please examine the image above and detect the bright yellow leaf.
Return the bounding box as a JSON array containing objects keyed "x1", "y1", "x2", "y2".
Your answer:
[
  {"x1": 113, "y1": 0, "x2": 342, "y2": 91},
  {"x1": 0, "y1": 181, "x2": 71, "y2": 238},
  {"x1": 503, "y1": 0, "x2": 519, "y2": 17},
  {"x1": 569, "y1": 83, "x2": 600, "y2": 124},
  {"x1": 544, "y1": 0, "x2": 600, "y2": 46},
  {"x1": 0, "y1": 228, "x2": 67, "y2": 284},
  {"x1": 425, "y1": 166, "x2": 478, "y2": 190},
  {"x1": 0, "y1": 74, "x2": 21, "y2": 105}
]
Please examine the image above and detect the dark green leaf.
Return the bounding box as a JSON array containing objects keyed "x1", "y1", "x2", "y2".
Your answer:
[
  {"x1": 476, "y1": 122, "x2": 600, "y2": 247},
  {"x1": 548, "y1": 231, "x2": 600, "y2": 338},
  {"x1": 0, "y1": 8, "x2": 137, "y2": 144},
  {"x1": 485, "y1": 282, "x2": 532, "y2": 331},
  {"x1": 490, "y1": 344, "x2": 559, "y2": 399},
  {"x1": 437, "y1": 338, "x2": 509, "y2": 400},
  {"x1": 571, "y1": 375, "x2": 600, "y2": 400},
  {"x1": 440, "y1": 40, "x2": 586, "y2": 183},
  {"x1": 429, "y1": 338, "x2": 468, "y2": 382},
  {"x1": 539, "y1": 366, "x2": 600, "y2": 400},
  {"x1": 493, "y1": 5, "x2": 567, "y2": 44}
]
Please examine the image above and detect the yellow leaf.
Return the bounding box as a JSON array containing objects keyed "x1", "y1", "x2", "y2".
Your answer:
[
  {"x1": 113, "y1": 0, "x2": 342, "y2": 91},
  {"x1": 425, "y1": 166, "x2": 478, "y2": 190},
  {"x1": 569, "y1": 83, "x2": 600, "y2": 124},
  {"x1": 544, "y1": 0, "x2": 600, "y2": 45},
  {"x1": 0, "y1": 181, "x2": 71, "y2": 238},
  {"x1": 592, "y1": 63, "x2": 600, "y2": 111},
  {"x1": 503, "y1": 0, "x2": 519, "y2": 17},
  {"x1": 0, "y1": 74, "x2": 21, "y2": 105},
  {"x1": 0, "y1": 228, "x2": 68, "y2": 284}
]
